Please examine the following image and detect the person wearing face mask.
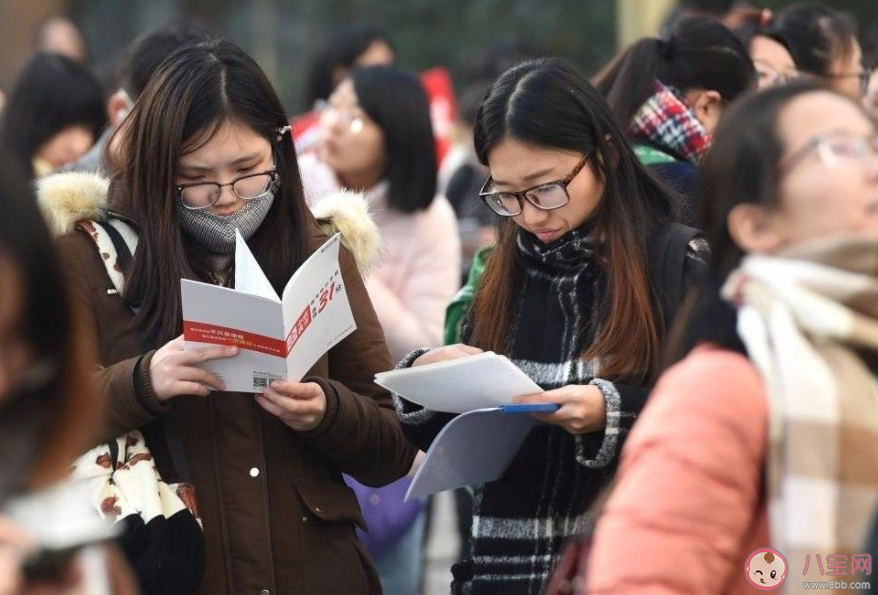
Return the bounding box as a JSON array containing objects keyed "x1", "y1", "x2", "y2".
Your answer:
[
  {"x1": 393, "y1": 58, "x2": 709, "y2": 595},
  {"x1": 36, "y1": 39, "x2": 416, "y2": 595},
  {"x1": 0, "y1": 158, "x2": 138, "y2": 594},
  {"x1": 585, "y1": 81, "x2": 878, "y2": 595},
  {"x1": 774, "y1": 4, "x2": 867, "y2": 101},
  {"x1": 299, "y1": 64, "x2": 460, "y2": 595},
  {"x1": 65, "y1": 20, "x2": 209, "y2": 176},
  {"x1": 594, "y1": 16, "x2": 755, "y2": 213}
]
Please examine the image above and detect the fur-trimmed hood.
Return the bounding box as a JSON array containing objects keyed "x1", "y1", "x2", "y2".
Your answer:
[{"x1": 36, "y1": 171, "x2": 381, "y2": 273}]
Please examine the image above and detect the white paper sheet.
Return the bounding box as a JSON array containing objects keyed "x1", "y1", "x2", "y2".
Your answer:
[
  {"x1": 374, "y1": 351, "x2": 542, "y2": 413},
  {"x1": 405, "y1": 408, "x2": 537, "y2": 500},
  {"x1": 234, "y1": 228, "x2": 279, "y2": 301}
]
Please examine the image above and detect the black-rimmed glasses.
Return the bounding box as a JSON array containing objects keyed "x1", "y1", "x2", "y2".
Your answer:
[
  {"x1": 176, "y1": 168, "x2": 280, "y2": 211},
  {"x1": 479, "y1": 155, "x2": 590, "y2": 217}
]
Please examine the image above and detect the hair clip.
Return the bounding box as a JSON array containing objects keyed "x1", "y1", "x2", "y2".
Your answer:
[{"x1": 276, "y1": 125, "x2": 292, "y2": 141}]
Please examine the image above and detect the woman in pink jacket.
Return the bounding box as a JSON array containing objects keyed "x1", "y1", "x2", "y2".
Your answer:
[
  {"x1": 299, "y1": 64, "x2": 460, "y2": 595},
  {"x1": 300, "y1": 64, "x2": 461, "y2": 364},
  {"x1": 586, "y1": 81, "x2": 878, "y2": 594}
]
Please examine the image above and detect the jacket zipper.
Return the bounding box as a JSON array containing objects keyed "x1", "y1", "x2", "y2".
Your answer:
[{"x1": 254, "y1": 401, "x2": 279, "y2": 592}]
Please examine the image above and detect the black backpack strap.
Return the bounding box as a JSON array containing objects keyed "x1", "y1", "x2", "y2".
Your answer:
[{"x1": 649, "y1": 221, "x2": 702, "y2": 331}]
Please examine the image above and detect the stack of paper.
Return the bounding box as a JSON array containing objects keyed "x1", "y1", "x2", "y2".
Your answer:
[{"x1": 375, "y1": 352, "x2": 546, "y2": 500}]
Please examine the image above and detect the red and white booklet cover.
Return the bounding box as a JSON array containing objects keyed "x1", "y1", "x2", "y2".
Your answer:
[{"x1": 181, "y1": 230, "x2": 356, "y2": 392}]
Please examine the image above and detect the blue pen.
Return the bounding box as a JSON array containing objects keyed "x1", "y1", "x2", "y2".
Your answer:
[{"x1": 500, "y1": 403, "x2": 561, "y2": 414}]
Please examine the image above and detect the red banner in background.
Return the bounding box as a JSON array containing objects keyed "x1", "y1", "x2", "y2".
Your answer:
[{"x1": 421, "y1": 67, "x2": 459, "y2": 165}]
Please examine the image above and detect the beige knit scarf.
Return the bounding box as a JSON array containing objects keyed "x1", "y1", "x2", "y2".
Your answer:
[{"x1": 724, "y1": 235, "x2": 878, "y2": 593}]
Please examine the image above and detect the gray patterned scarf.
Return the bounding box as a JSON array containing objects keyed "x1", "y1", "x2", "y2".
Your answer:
[{"x1": 177, "y1": 190, "x2": 275, "y2": 254}]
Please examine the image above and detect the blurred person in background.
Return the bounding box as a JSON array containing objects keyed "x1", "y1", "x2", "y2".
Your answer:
[
  {"x1": 305, "y1": 24, "x2": 396, "y2": 109},
  {"x1": 294, "y1": 25, "x2": 396, "y2": 153},
  {"x1": 774, "y1": 4, "x2": 866, "y2": 100},
  {"x1": 38, "y1": 38, "x2": 415, "y2": 595},
  {"x1": 735, "y1": 17, "x2": 798, "y2": 89},
  {"x1": 33, "y1": 15, "x2": 88, "y2": 63},
  {"x1": 301, "y1": 65, "x2": 460, "y2": 595},
  {"x1": 595, "y1": 17, "x2": 755, "y2": 213},
  {"x1": 587, "y1": 81, "x2": 878, "y2": 594},
  {"x1": 862, "y1": 21, "x2": 878, "y2": 118},
  {"x1": 303, "y1": 65, "x2": 461, "y2": 365},
  {"x1": 396, "y1": 57, "x2": 707, "y2": 595},
  {"x1": 65, "y1": 21, "x2": 208, "y2": 175},
  {"x1": 0, "y1": 158, "x2": 137, "y2": 594},
  {"x1": 0, "y1": 53, "x2": 105, "y2": 178},
  {"x1": 663, "y1": 0, "x2": 769, "y2": 31},
  {"x1": 439, "y1": 80, "x2": 495, "y2": 280}
]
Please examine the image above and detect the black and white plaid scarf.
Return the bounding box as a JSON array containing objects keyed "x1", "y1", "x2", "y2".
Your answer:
[{"x1": 445, "y1": 224, "x2": 643, "y2": 595}]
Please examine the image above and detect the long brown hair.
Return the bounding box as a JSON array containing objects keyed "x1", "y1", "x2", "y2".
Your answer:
[
  {"x1": 471, "y1": 58, "x2": 680, "y2": 383},
  {"x1": 110, "y1": 39, "x2": 309, "y2": 345},
  {"x1": 0, "y1": 158, "x2": 97, "y2": 491}
]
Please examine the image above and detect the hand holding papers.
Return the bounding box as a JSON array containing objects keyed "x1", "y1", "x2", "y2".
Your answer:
[
  {"x1": 182, "y1": 230, "x2": 356, "y2": 393},
  {"x1": 375, "y1": 351, "x2": 542, "y2": 413},
  {"x1": 375, "y1": 352, "x2": 555, "y2": 500}
]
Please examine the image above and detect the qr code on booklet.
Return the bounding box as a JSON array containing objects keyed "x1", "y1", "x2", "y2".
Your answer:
[{"x1": 252, "y1": 372, "x2": 282, "y2": 390}]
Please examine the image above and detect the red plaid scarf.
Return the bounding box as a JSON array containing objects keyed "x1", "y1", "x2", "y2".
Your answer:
[{"x1": 628, "y1": 81, "x2": 713, "y2": 165}]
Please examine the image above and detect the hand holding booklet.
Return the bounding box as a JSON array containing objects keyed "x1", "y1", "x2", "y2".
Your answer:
[
  {"x1": 375, "y1": 352, "x2": 554, "y2": 500},
  {"x1": 181, "y1": 230, "x2": 357, "y2": 393}
]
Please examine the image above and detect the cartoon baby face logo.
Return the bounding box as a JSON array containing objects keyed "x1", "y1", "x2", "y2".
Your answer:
[{"x1": 746, "y1": 548, "x2": 788, "y2": 590}]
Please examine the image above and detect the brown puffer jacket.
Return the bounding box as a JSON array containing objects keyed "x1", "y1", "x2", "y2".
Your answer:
[{"x1": 38, "y1": 172, "x2": 417, "y2": 595}]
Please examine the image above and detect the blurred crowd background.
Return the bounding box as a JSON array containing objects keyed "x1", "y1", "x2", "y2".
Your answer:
[{"x1": 1, "y1": 0, "x2": 875, "y2": 116}]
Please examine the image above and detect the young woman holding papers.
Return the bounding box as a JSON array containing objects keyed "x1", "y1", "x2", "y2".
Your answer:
[
  {"x1": 394, "y1": 58, "x2": 708, "y2": 595},
  {"x1": 37, "y1": 40, "x2": 416, "y2": 595}
]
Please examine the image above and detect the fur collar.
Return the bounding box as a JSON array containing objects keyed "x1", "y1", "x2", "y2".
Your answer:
[{"x1": 36, "y1": 172, "x2": 381, "y2": 274}]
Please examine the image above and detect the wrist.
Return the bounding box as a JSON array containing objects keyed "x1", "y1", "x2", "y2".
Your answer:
[
  {"x1": 299, "y1": 377, "x2": 339, "y2": 439},
  {"x1": 135, "y1": 351, "x2": 168, "y2": 413}
]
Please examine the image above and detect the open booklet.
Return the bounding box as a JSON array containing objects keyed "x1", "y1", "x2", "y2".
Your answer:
[
  {"x1": 375, "y1": 352, "x2": 551, "y2": 500},
  {"x1": 181, "y1": 230, "x2": 356, "y2": 393}
]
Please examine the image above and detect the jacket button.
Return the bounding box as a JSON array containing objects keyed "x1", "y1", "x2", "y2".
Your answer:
[
  {"x1": 261, "y1": 590, "x2": 270, "y2": 595},
  {"x1": 314, "y1": 507, "x2": 321, "y2": 513},
  {"x1": 249, "y1": 467, "x2": 260, "y2": 478}
]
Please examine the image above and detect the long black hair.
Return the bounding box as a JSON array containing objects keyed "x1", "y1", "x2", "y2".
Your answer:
[
  {"x1": 774, "y1": 4, "x2": 858, "y2": 78},
  {"x1": 594, "y1": 16, "x2": 755, "y2": 127},
  {"x1": 0, "y1": 156, "x2": 96, "y2": 493},
  {"x1": 113, "y1": 38, "x2": 310, "y2": 345},
  {"x1": 349, "y1": 65, "x2": 437, "y2": 214},
  {"x1": 471, "y1": 57, "x2": 681, "y2": 382},
  {"x1": 0, "y1": 53, "x2": 106, "y2": 177},
  {"x1": 306, "y1": 24, "x2": 395, "y2": 107}
]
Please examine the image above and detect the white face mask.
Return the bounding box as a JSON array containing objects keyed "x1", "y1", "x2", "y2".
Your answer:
[{"x1": 176, "y1": 186, "x2": 277, "y2": 254}]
